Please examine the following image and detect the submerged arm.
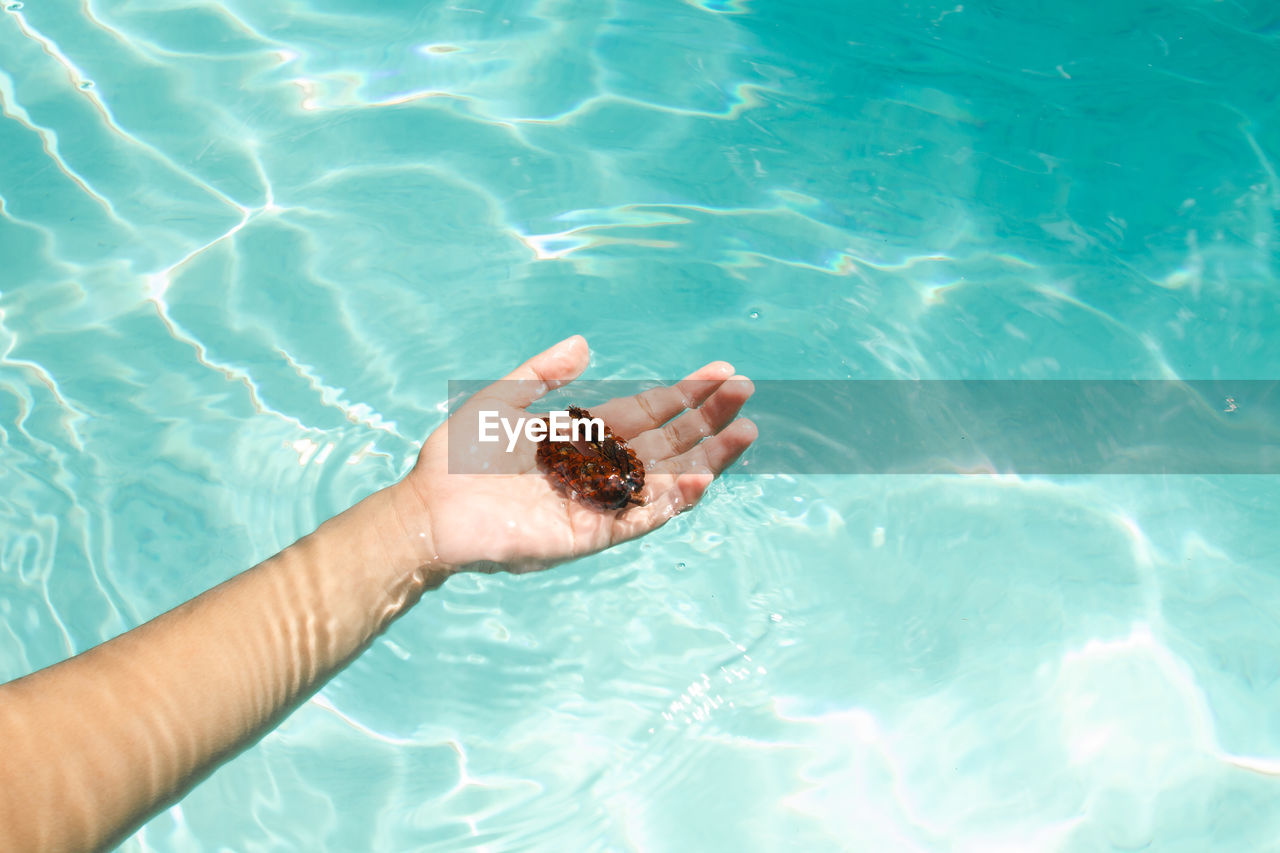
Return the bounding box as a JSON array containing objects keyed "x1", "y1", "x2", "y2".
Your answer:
[
  {"x1": 0, "y1": 483, "x2": 443, "y2": 853},
  {"x1": 0, "y1": 335, "x2": 755, "y2": 853}
]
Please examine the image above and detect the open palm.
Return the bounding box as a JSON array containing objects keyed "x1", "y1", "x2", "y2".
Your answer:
[{"x1": 399, "y1": 336, "x2": 756, "y2": 574}]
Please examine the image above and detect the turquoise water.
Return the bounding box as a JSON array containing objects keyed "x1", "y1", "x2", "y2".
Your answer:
[{"x1": 2, "y1": 0, "x2": 1279, "y2": 849}]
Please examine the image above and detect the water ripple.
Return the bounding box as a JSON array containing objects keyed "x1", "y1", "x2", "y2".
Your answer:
[{"x1": 2, "y1": 0, "x2": 1279, "y2": 849}]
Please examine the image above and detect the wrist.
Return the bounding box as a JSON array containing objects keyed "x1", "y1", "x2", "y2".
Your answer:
[
  {"x1": 380, "y1": 478, "x2": 455, "y2": 590},
  {"x1": 307, "y1": 481, "x2": 453, "y2": 617}
]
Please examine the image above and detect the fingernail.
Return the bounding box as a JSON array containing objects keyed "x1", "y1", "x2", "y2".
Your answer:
[{"x1": 556, "y1": 334, "x2": 586, "y2": 353}]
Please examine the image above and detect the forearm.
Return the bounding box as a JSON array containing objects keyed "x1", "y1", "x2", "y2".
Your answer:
[{"x1": 0, "y1": 482, "x2": 445, "y2": 853}]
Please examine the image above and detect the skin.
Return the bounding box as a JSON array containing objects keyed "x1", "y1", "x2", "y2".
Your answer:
[{"x1": 0, "y1": 335, "x2": 757, "y2": 853}]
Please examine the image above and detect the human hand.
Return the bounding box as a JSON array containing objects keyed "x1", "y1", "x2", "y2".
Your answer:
[{"x1": 392, "y1": 335, "x2": 756, "y2": 576}]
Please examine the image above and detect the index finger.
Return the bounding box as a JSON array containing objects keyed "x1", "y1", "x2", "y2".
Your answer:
[{"x1": 594, "y1": 361, "x2": 736, "y2": 438}]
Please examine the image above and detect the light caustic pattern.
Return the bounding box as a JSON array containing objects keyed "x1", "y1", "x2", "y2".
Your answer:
[{"x1": 2, "y1": 0, "x2": 1280, "y2": 850}]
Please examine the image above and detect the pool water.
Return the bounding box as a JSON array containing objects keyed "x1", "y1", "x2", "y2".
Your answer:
[{"x1": 2, "y1": 0, "x2": 1279, "y2": 849}]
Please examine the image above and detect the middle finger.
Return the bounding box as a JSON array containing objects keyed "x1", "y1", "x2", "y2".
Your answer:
[
  {"x1": 630, "y1": 376, "x2": 755, "y2": 463},
  {"x1": 593, "y1": 361, "x2": 735, "y2": 439}
]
